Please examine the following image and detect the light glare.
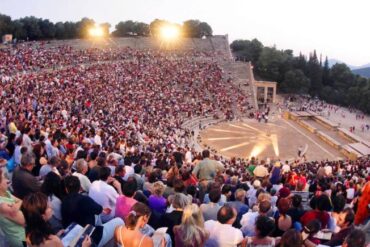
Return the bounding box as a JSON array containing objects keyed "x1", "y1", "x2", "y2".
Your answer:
[
  {"x1": 160, "y1": 25, "x2": 180, "y2": 41},
  {"x1": 89, "y1": 25, "x2": 104, "y2": 38}
]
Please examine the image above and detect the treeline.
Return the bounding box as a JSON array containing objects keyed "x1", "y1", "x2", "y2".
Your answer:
[
  {"x1": 0, "y1": 14, "x2": 212, "y2": 40},
  {"x1": 231, "y1": 39, "x2": 370, "y2": 114}
]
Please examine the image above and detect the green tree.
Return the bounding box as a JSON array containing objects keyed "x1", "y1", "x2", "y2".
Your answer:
[
  {"x1": 306, "y1": 50, "x2": 323, "y2": 95},
  {"x1": 280, "y1": 69, "x2": 311, "y2": 94},
  {"x1": 11, "y1": 20, "x2": 27, "y2": 40},
  {"x1": 0, "y1": 14, "x2": 13, "y2": 36},
  {"x1": 199, "y1": 22, "x2": 212, "y2": 37},
  {"x1": 183, "y1": 20, "x2": 201, "y2": 38},
  {"x1": 39, "y1": 19, "x2": 56, "y2": 39},
  {"x1": 19, "y1": 16, "x2": 42, "y2": 40},
  {"x1": 113, "y1": 20, "x2": 136, "y2": 37},
  {"x1": 134, "y1": 22, "x2": 150, "y2": 36},
  {"x1": 230, "y1": 38, "x2": 263, "y2": 65}
]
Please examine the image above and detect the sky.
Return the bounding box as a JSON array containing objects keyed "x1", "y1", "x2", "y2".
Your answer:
[{"x1": 1, "y1": 0, "x2": 370, "y2": 66}]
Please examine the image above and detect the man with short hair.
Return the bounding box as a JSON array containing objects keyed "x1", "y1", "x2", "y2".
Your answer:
[
  {"x1": 62, "y1": 175, "x2": 124, "y2": 247},
  {"x1": 192, "y1": 149, "x2": 224, "y2": 182},
  {"x1": 89, "y1": 167, "x2": 122, "y2": 222},
  {"x1": 226, "y1": 189, "x2": 249, "y2": 227},
  {"x1": 200, "y1": 189, "x2": 222, "y2": 221},
  {"x1": 39, "y1": 156, "x2": 61, "y2": 178},
  {"x1": 240, "y1": 200, "x2": 271, "y2": 236},
  {"x1": 12, "y1": 151, "x2": 41, "y2": 199},
  {"x1": 204, "y1": 205, "x2": 244, "y2": 247},
  {"x1": 72, "y1": 158, "x2": 91, "y2": 193}
]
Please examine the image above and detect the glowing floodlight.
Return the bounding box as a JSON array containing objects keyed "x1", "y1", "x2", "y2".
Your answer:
[
  {"x1": 89, "y1": 25, "x2": 104, "y2": 38},
  {"x1": 160, "y1": 25, "x2": 180, "y2": 41},
  {"x1": 249, "y1": 143, "x2": 267, "y2": 158}
]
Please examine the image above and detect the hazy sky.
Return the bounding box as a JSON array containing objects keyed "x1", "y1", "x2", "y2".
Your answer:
[{"x1": 1, "y1": 0, "x2": 369, "y2": 66}]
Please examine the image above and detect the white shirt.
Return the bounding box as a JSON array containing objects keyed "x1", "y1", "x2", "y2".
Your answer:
[
  {"x1": 185, "y1": 151, "x2": 192, "y2": 164},
  {"x1": 282, "y1": 164, "x2": 291, "y2": 173},
  {"x1": 89, "y1": 180, "x2": 119, "y2": 222},
  {"x1": 204, "y1": 220, "x2": 243, "y2": 247},
  {"x1": 123, "y1": 165, "x2": 134, "y2": 181},
  {"x1": 73, "y1": 172, "x2": 91, "y2": 193},
  {"x1": 240, "y1": 211, "x2": 259, "y2": 236}
]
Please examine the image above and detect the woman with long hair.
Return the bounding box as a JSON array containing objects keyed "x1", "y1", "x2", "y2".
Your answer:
[
  {"x1": 21, "y1": 192, "x2": 90, "y2": 247},
  {"x1": 114, "y1": 202, "x2": 154, "y2": 247},
  {"x1": 40, "y1": 172, "x2": 63, "y2": 232},
  {"x1": 173, "y1": 204, "x2": 209, "y2": 247}
]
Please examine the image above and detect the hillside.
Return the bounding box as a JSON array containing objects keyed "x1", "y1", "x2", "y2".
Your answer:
[{"x1": 352, "y1": 67, "x2": 370, "y2": 78}]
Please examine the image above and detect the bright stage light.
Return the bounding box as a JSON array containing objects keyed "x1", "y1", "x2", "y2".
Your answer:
[
  {"x1": 249, "y1": 143, "x2": 267, "y2": 158},
  {"x1": 160, "y1": 25, "x2": 180, "y2": 41},
  {"x1": 89, "y1": 25, "x2": 104, "y2": 38}
]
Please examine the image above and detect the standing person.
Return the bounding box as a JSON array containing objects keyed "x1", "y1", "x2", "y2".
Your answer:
[
  {"x1": 192, "y1": 150, "x2": 224, "y2": 190},
  {"x1": 173, "y1": 204, "x2": 209, "y2": 247}
]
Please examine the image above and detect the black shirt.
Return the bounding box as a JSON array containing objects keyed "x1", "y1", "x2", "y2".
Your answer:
[
  {"x1": 12, "y1": 166, "x2": 41, "y2": 199},
  {"x1": 61, "y1": 192, "x2": 103, "y2": 244}
]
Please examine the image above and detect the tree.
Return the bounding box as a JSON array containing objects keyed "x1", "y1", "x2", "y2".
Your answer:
[
  {"x1": 183, "y1": 20, "x2": 201, "y2": 38},
  {"x1": 113, "y1": 20, "x2": 136, "y2": 37},
  {"x1": 256, "y1": 46, "x2": 289, "y2": 82},
  {"x1": 199, "y1": 22, "x2": 212, "y2": 37},
  {"x1": 230, "y1": 38, "x2": 263, "y2": 65},
  {"x1": 76, "y1": 18, "x2": 95, "y2": 38},
  {"x1": 39, "y1": 19, "x2": 56, "y2": 39},
  {"x1": 280, "y1": 69, "x2": 311, "y2": 94},
  {"x1": 19, "y1": 16, "x2": 42, "y2": 40},
  {"x1": 306, "y1": 50, "x2": 323, "y2": 95},
  {"x1": 11, "y1": 20, "x2": 27, "y2": 40},
  {"x1": 0, "y1": 14, "x2": 12, "y2": 37},
  {"x1": 63, "y1": 21, "x2": 78, "y2": 39},
  {"x1": 134, "y1": 22, "x2": 150, "y2": 36},
  {"x1": 100, "y1": 22, "x2": 111, "y2": 37},
  {"x1": 149, "y1": 19, "x2": 168, "y2": 37}
]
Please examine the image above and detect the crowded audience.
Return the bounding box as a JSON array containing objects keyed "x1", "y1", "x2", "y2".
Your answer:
[{"x1": 0, "y1": 43, "x2": 369, "y2": 247}]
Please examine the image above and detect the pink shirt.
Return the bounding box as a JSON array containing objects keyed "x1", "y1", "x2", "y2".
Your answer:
[{"x1": 115, "y1": 195, "x2": 137, "y2": 219}]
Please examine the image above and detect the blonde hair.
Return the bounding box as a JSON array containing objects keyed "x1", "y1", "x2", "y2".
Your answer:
[
  {"x1": 175, "y1": 204, "x2": 208, "y2": 246},
  {"x1": 153, "y1": 181, "x2": 165, "y2": 196}
]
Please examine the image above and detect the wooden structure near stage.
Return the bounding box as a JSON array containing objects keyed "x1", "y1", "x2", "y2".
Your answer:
[{"x1": 284, "y1": 111, "x2": 370, "y2": 160}]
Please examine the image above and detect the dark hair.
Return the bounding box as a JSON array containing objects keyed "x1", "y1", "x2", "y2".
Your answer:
[
  {"x1": 291, "y1": 194, "x2": 302, "y2": 208},
  {"x1": 41, "y1": 172, "x2": 62, "y2": 199},
  {"x1": 123, "y1": 177, "x2": 137, "y2": 197},
  {"x1": 255, "y1": 215, "x2": 275, "y2": 238},
  {"x1": 278, "y1": 198, "x2": 290, "y2": 216},
  {"x1": 186, "y1": 185, "x2": 198, "y2": 197},
  {"x1": 259, "y1": 200, "x2": 271, "y2": 214},
  {"x1": 89, "y1": 151, "x2": 98, "y2": 160},
  {"x1": 280, "y1": 229, "x2": 303, "y2": 247},
  {"x1": 217, "y1": 205, "x2": 235, "y2": 224},
  {"x1": 148, "y1": 171, "x2": 158, "y2": 183},
  {"x1": 115, "y1": 165, "x2": 125, "y2": 174},
  {"x1": 99, "y1": 166, "x2": 112, "y2": 181},
  {"x1": 221, "y1": 184, "x2": 232, "y2": 195},
  {"x1": 344, "y1": 229, "x2": 366, "y2": 247},
  {"x1": 134, "y1": 164, "x2": 142, "y2": 174},
  {"x1": 209, "y1": 189, "x2": 221, "y2": 203},
  {"x1": 304, "y1": 219, "x2": 321, "y2": 234},
  {"x1": 316, "y1": 194, "x2": 332, "y2": 211},
  {"x1": 342, "y1": 208, "x2": 355, "y2": 225},
  {"x1": 332, "y1": 195, "x2": 346, "y2": 213},
  {"x1": 76, "y1": 150, "x2": 87, "y2": 160},
  {"x1": 21, "y1": 192, "x2": 53, "y2": 246},
  {"x1": 202, "y1": 149, "x2": 210, "y2": 158},
  {"x1": 64, "y1": 175, "x2": 81, "y2": 194},
  {"x1": 173, "y1": 179, "x2": 185, "y2": 193},
  {"x1": 125, "y1": 202, "x2": 151, "y2": 230}
]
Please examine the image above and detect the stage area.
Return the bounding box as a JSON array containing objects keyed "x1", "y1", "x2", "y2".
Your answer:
[{"x1": 199, "y1": 118, "x2": 345, "y2": 161}]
